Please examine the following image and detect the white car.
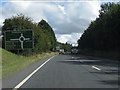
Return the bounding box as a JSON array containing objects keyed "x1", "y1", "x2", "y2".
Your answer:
[{"x1": 59, "y1": 49, "x2": 65, "y2": 54}]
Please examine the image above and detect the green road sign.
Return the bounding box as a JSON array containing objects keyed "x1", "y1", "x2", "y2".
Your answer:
[{"x1": 4, "y1": 29, "x2": 34, "y2": 50}]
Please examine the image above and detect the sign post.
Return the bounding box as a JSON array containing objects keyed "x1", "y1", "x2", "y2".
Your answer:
[{"x1": 4, "y1": 29, "x2": 34, "y2": 50}]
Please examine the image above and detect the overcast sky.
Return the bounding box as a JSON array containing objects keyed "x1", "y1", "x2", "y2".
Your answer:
[{"x1": 0, "y1": 0, "x2": 119, "y2": 44}]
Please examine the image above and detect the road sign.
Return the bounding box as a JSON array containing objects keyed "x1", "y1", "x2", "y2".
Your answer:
[{"x1": 4, "y1": 29, "x2": 34, "y2": 50}]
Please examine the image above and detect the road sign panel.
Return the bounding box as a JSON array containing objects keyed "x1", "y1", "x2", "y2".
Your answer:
[{"x1": 4, "y1": 29, "x2": 34, "y2": 50}]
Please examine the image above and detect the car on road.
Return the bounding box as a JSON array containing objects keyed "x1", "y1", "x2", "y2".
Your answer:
[
  {"x1": 71, "y1": 47, "x2": 78, "y2": 54},
  {"x1": 59, "y1": 49, "x2": 65, "y2": 54}
]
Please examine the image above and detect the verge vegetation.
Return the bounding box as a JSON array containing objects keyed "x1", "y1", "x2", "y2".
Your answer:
[{"x1": 2, "y1": 48, "x2": 56, "y2": 79}]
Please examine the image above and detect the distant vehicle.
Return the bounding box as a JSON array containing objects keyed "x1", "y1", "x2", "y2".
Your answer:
[
  {"x1": 59, "y1": 49, "x2": 65, "y2": 54},
  {"x1": 71, "y1": 47, "x2": 78, "y2": 54}
]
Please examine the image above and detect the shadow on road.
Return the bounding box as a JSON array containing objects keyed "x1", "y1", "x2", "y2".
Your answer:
[
  {"x1": 58, "y1": 56, "x2": 119, "y2": 68},
  {"x1": 90, "y1": 69, "x2": 119, "y2": 75},
  {"x1": 57, "y1": 54, "x2": 120, "y2": 86},
  {"x1": 58, "y1": 55, "x2": 120, "y2": 75},
  {"x1": 58, "y1": 58, "x2": 119, "y2": 86},
  {"x1": 98, "y1": 80, "x2": 119, "y2": 86}
]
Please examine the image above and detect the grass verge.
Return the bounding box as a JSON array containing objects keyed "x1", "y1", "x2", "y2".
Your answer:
[{"x1": 2, "y1": 48, "x2": 56, "y2": 79}]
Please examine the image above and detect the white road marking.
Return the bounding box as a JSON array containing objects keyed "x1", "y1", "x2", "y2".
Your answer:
[
  {"x1": 12, "y1": 55, "x2": 56, "y2": 90},
  {"x1": 72, "y1": 57, "x2": 74, "y2": 59},
  {"x1": 92, "y1": 66, "x2": 101, "y2": 71}
]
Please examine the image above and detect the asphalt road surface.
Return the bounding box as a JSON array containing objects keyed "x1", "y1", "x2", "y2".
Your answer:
[{"x1": 2, "y1": 54, "x2": 119, "y2": 89}]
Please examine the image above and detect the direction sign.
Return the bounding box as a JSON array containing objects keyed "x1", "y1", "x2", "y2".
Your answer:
[{"x1": 4, "y1": 29, "x2": 34, "y2": 50}]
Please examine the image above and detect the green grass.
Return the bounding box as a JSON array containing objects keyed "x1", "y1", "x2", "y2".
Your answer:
[{"x1": 1, "y1": 48, "x2": 56, "y2": 79}]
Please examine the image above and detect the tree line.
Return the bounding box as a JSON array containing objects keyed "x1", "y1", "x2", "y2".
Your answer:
[
  {"x1": 57, "y1": 42, "x2": 72, "y2": 52},
  {"x1": 2, "y1": 14, "x2": 57, "y2": 55},
  {"x1": 78, "y1": 3, "x2": 120, "y2": 58}
]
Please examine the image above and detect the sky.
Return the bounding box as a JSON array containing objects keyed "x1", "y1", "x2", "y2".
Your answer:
[{"x1": 0, "y1": 0, "x2": 119, "y2": 44}]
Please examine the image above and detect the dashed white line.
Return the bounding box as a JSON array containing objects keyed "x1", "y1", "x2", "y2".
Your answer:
[
  {"x1": 12, "y1": 55, "x2": 56, "y2": 90},
  {"x1": 92, "y1": 66, "x2": 101, "y2": 71}
]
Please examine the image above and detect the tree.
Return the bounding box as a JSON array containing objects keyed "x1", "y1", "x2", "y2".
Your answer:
[
  {"x1": 2, "y1": 14, "x2": 33, "y2": 31},
  {"x1": 2, "y1": 14, "x2": 57, "y2": 55},
  {"x1": 56, "y1": 42, "x2": 72, "y2": 52},
  {"x1": 78, "y1": 2, "x2": 120, "y2": 52},
  {"x1": 38, "y1": 19, "x2": 57, "y2": 51},
  {"x1": 2, "y1": 14, "x2": 35, "y2": 53}
]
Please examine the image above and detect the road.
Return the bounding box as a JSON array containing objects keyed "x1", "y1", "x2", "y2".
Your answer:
[{"x1": 2, "y1": 54, "x2": 119, "y2": 89}]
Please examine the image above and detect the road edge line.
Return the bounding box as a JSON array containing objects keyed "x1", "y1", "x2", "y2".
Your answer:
[
  {"x1": 12, "y1": 55, "x2": 56, "y2": 89},
  {"x1": 92, "y1": 66, "x2": 101, "y2": 71}
]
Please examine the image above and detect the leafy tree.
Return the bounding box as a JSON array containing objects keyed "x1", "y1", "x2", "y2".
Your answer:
[
  {"x1": 38, "y1": 19, "x2": 57, "y2": 51},
  {"x1": 2, "y1": 14, "x2": 33, "y2": 31},
  {"x1": 56, "y1": 42, "x2": 72, "y2": 52},
  {"x1": 78, "y1": 2, "x2": 120, "y2": 53},
  {"x1": 2, "y1": 14, "x2": 57, "y2": 55}
]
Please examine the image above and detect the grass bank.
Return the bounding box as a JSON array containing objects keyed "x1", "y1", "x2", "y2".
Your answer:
[{"x1": 2, "y1": 48, "x2": 56, "y2": 79}]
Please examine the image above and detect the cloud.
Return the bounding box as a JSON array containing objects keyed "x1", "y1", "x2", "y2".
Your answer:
[
  {"x1": 10, "y1": 0, "x2": 31, "y2": 10},
  {"x1": 47, "y1": 1, "x2": 101, "y2": 34},
  {"x1": 58, "y1": 5, "x2": 66, "y2": 15},
  {"x1": 0, "y1": 0, "x2": 101, "y2": 43},
  {"x1": 56, "y1": 33, "x2": 82, "y2": 44}
]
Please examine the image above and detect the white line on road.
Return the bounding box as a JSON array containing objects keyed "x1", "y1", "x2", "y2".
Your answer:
[
  {"x1": 92, "y1": 66, "x2": 101, "y2": 71},
  {"x1": 13, "y1": 55, "x2": 56, "y2": 90}
]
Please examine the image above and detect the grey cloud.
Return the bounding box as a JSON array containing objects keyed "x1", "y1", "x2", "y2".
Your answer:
[
  {"x1": 45, "y1": 2, "x2": 100, "y2": 34},
  {"x1": 53, "y1": 19, "x2": 89, "y2": 34},
  {"x1": 46, "y1": 13, "x2": 91, "y2": 34}
]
